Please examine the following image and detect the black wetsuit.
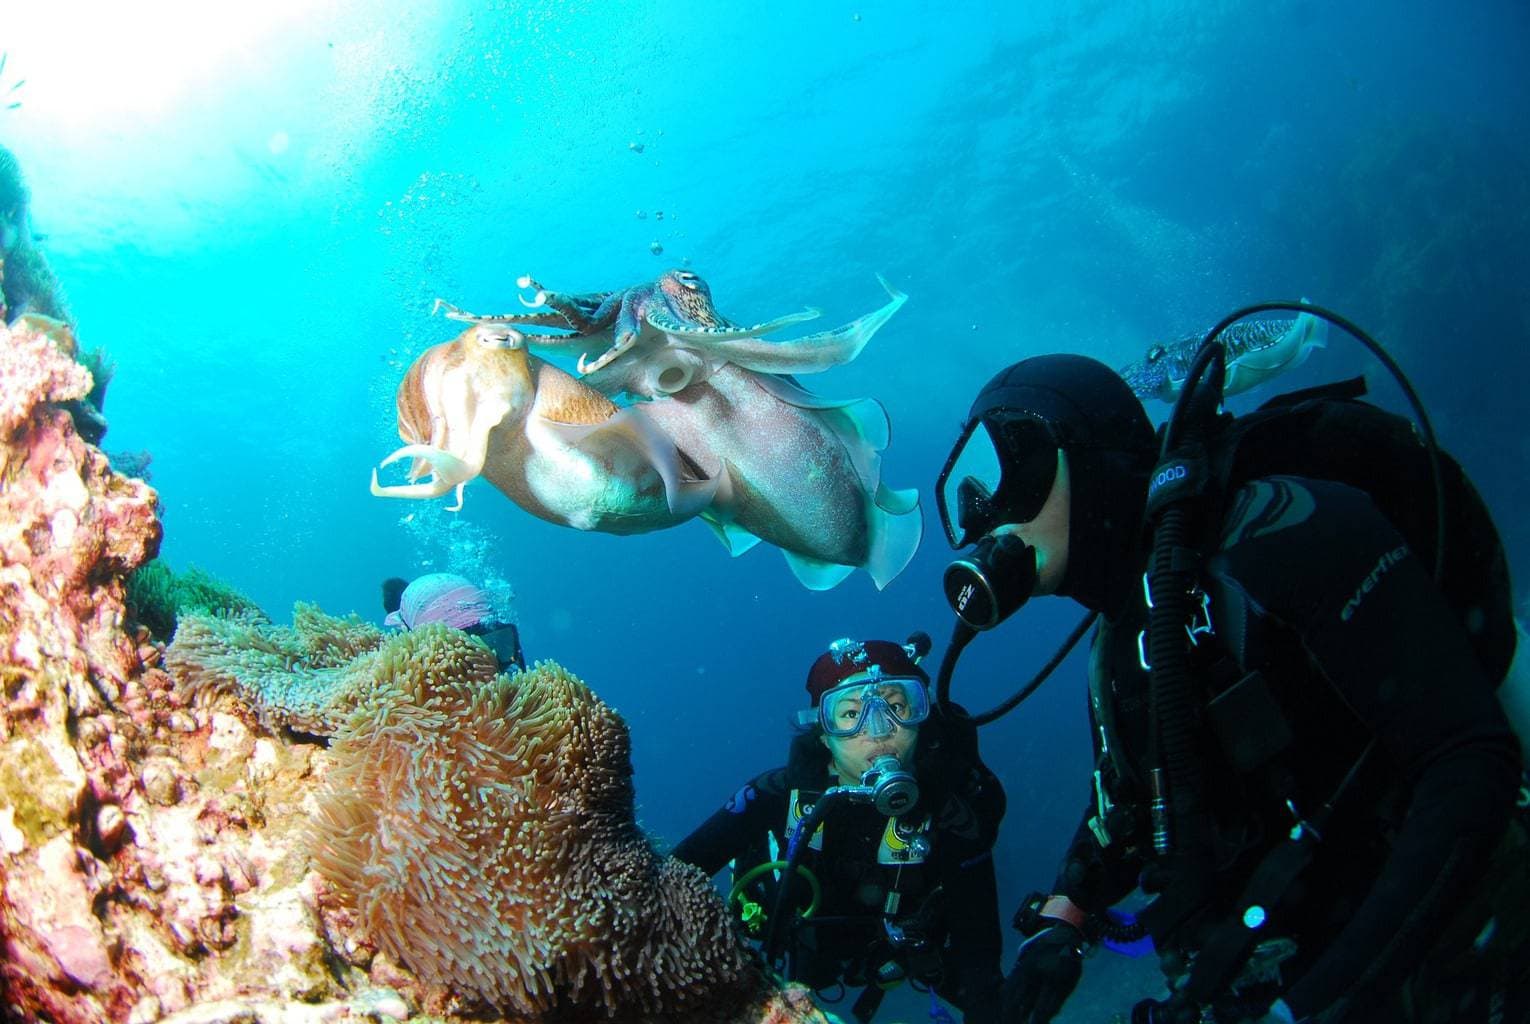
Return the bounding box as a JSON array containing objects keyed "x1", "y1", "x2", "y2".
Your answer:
[
  {"x1": 674, "y1": 721, "x2": 1007, "y2": 1023},
  {"x1": 1057, "y1": 475, "x2": 1525, "y2": 1021}
]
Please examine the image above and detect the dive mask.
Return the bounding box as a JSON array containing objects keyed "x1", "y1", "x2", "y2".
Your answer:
[
  {"x1": 936, "y1": 415, "x2": 1060, "y2": 548},
  {"x1": 798, "y1": 670, "x2": 931, "y2": 738}
]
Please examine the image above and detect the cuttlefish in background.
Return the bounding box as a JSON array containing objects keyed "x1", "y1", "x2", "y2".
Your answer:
[
  {"x1": 435, "y1": 270, "x2": 920, "y2": 589},
  {"x1": 1120, "y1": 308, "x2": 1328, "y2": 403},
  {"x1": 370, "y1": 322, "x2": 720, "y2": 532}
]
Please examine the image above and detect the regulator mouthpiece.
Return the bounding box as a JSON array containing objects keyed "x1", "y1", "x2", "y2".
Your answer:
[
  {"x1": 865, "y1": 754, "x2": 919, "y2": 817},
  {"x1": 942, "y1": 533, "x2": 1039, "y2": 630}
]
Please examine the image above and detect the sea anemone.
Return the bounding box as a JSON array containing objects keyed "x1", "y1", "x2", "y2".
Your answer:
[{"x1": 308, "y1": 632, "x2": 766, "y2": 1020}]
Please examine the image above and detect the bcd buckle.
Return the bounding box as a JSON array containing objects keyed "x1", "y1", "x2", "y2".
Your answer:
[
  {"x1": 1087, "y1": 769, "x2": 1116, "y2": 847},
  {"x1": 1137, "y1": 576, "x2": 1215, "y2": 671}
]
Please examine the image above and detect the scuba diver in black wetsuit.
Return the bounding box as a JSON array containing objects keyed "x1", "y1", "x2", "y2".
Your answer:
[
  {"x1": 673, "y1": 636, "x2": 1008, "y2": 1023},
  {"x1": 381, "y1": 572, "x2": 525, "y2": 672},
  {"x1": 932, "y1": 345, "x2": 1530, "y2": 1023}
]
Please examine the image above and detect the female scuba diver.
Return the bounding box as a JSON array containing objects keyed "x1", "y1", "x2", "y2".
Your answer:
[
  {"x1": 381, "y1": 572, "x2": 525, "y2": 672},
  {"x1": 673, "y1": 635, "x2": 1007, "y2": 1023}
]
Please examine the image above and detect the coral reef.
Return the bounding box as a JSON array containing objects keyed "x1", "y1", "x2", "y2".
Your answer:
[
  {"x1": 108, "y1": 449, "x2": 154, "y2": 482},
  {"x1": 0, "y1": 144, "x2": 70, "y2": 326},
  {"x1": 0, "y1": 315, "x2": 158, "y2": 701},
  {"x1": 126, "y1": 560, "x2": 264, "y2": 644},
  {"x1": 0, "y1": 313, "x2": 827, "y2": 1022},
  {"x1": 310, "y1": 632, "x2": 781, "y2": 1021}
]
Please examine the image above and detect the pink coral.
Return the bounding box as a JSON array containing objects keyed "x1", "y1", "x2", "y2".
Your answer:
[
  {"x1": 0, "y1": 315, "x2": 161, "y2": 1020},
  {"x1": 0, "y1": 315, "x2": 160, "y2": 698}
]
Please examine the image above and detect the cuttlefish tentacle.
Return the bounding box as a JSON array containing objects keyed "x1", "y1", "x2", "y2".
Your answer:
[
  {"x1": 435, "y1": 285, "x2": 620, "y2": 335},
  {"x1": 644, "y1": 304, "x2": 822, "y2": 340},
  {"x1": 613, "y1": 289, "x2": 647, "y2": 347},
  {"x1": 370, "y1": 445, "x2": 473, "y2": 510},
  {"x1": 434, "y1": 297, "x2": 573, "y2": 331},
  {"x1": 370, "y1": 324, "x2": 530, "y2": 511},
  {"x1": 518, "y1": 275, "x2": 628, "y2": 335}
]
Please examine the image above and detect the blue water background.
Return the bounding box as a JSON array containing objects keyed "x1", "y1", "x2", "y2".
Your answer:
[{"x1": 4, "y1": 1, "x2": 1528, "y2": 1017}]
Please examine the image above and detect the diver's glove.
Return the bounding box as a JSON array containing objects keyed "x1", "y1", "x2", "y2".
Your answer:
[{"x1": 1000, "y1": 923, "x2": 1084, "y2": 1023}]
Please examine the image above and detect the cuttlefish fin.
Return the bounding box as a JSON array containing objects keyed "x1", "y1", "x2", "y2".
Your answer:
[
  {"x1": 539, "y1": 408, "x2": 722, "y2": 521},
  {"x1": 875, "y1": 482, "x2": 921, "y2": 516},
  {"x1": 699, "y1": 510, "x2": 765, "y2": 557},
  {"x1": 370, "y1": 443, "x2": 480, "y2": 510},
  {"x1": 749, "y1": 372, "x2": 922, "y2": 589},
  {"x1": 1224, "y1": 304, "x2": 1329, "y2": 395},
  {"x1": 782, "y1": 551, "x2": 857, "y2": 592},
  {"x1": 692, "y1": 275, "x2": 906, "y2": 375},
  {"x1": 866, "y1": 481, "x2": 924, "y2": 591}
]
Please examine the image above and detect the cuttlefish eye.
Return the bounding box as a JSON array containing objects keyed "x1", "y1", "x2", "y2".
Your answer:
[
  {"x1": 1146, "y1": 344, "x2": 1167, "y2": 363},
  {"x1": 475, "y1": 325, "x2": 524, "y2": 349},
  {"x1": 674, "y1": 270, "x2": 700, "y2": 290}
]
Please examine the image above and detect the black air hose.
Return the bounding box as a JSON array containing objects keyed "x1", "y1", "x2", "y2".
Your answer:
[
  {"x1": 1146, "y1": 506, "x2": 1207, "y2": 859},
  {"x1": 935, "y1": 620, "x2": 977, "y2": 713},
  {"x1": 763, "y1": 791, "x2": 845, "y2": 966}
]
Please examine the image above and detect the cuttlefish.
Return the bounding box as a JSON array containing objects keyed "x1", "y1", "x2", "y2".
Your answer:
[
  {"x1": 433, "y1": 271, "x2": 920, "y2": 589},
  {"x1": 369, "y1": 323, "x2": 719, "y2": 532},
  {"x1": 641, "y1": 364, "x2": 921, "y2": 590},
  {"x1": 1120, "y1": 308, "x2": 1329, "y2": 403},
  {"x1": 442, "y1": 268, "x2": 906, "y2": 397}
]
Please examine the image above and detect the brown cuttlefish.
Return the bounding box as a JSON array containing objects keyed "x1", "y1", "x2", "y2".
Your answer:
[{"x1": 370, "y1": 320, "x2": 719, "y2": 533}]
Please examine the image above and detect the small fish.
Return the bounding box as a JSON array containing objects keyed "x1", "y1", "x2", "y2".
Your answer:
[{"x1": 1121, "y1": 309, "x2": 1328, "y2": 402}]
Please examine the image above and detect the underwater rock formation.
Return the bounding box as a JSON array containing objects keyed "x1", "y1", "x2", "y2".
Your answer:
[
  {"x1": 0, "y1": 313, "x2": 828, "y2": 1022},
  {"x1": 0, "y1": 315, "x2": 157, "y2": 703},
  {"x1": 0, "y1": 144, "x2": 70, "y2": 326}
]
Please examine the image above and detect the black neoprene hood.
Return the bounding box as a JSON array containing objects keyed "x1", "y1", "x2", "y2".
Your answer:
[{"x1": 967, "y1": 354, "x2": 1157, "y2": 450}]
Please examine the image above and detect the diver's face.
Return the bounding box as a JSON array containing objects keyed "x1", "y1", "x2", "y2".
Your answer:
[
  {"x1": 992, "y1": 449, "x2": 1070, "y2": 596},
  {"x1": 822, "y1": 721, "x2": 918, "y2": 786}
]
